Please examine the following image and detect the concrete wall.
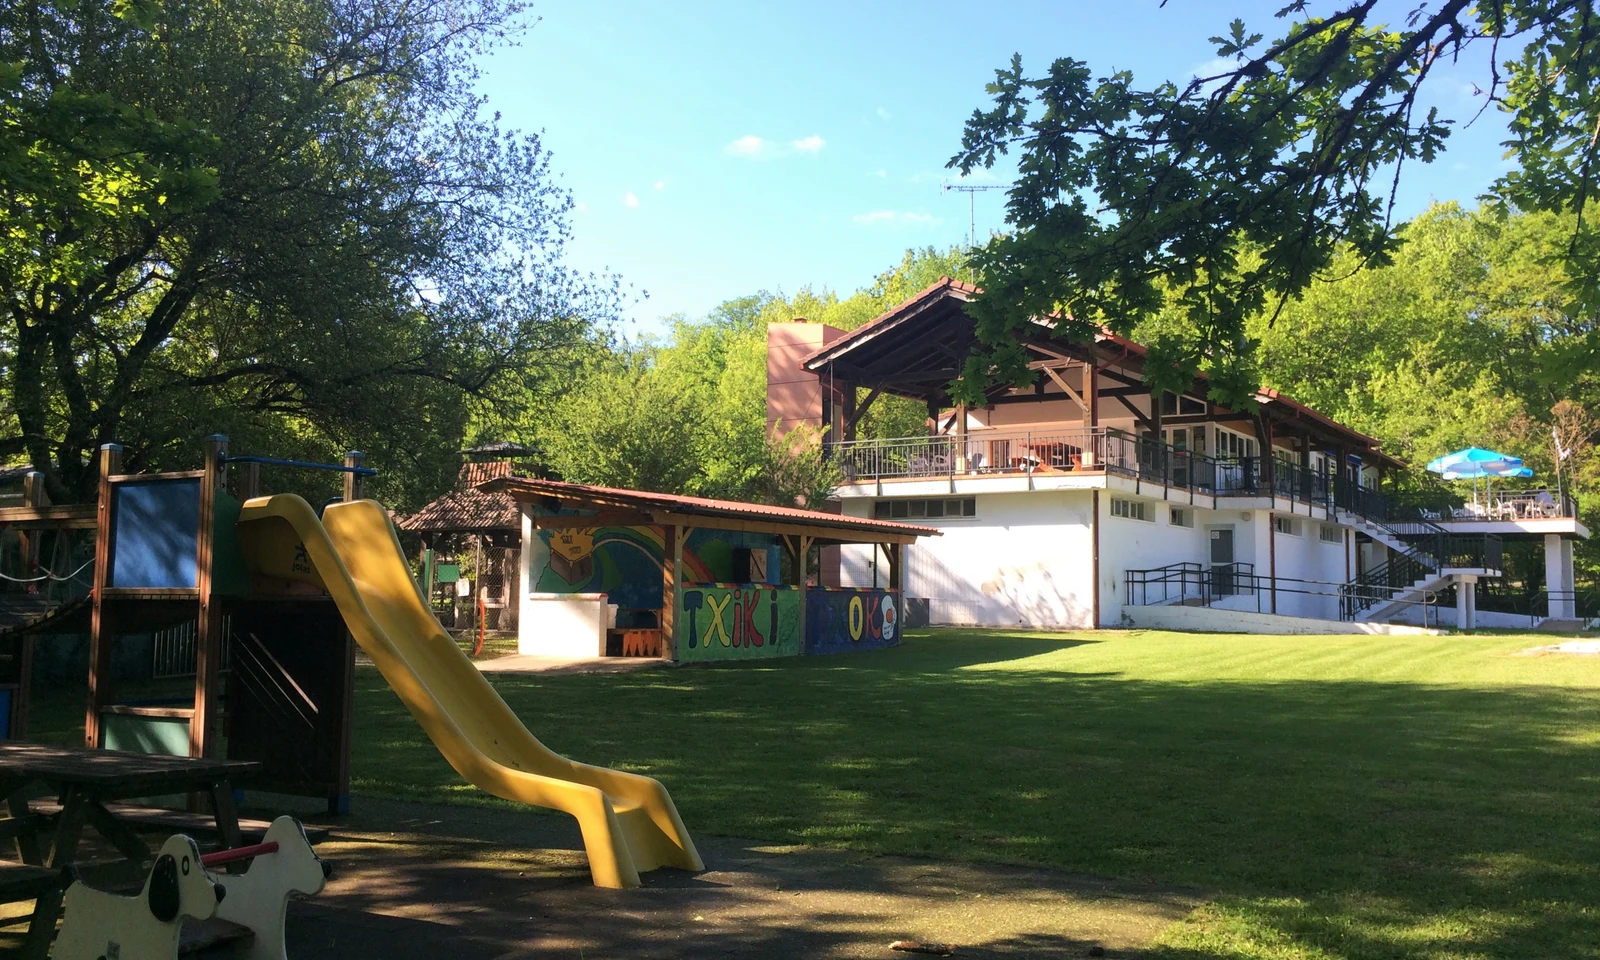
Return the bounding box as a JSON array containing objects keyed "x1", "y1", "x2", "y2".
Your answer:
[
  {"x1": 841, "y1": 491, "x2": 1096, "y2": 628},
  {"x1": 1123, "y1": 604, "x2": 1445, "y2": 636},
  {"x1": 838, "y1": 492, "x2": 1364, "y2": 630},
  {"x1": 766, "y1": 322, "x2": 846, "y2": 437}
]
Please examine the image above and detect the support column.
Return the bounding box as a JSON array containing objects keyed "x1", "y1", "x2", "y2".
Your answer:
[
  {"x1": 343, "y1": 451, "x2": 365, "y2": 501},
  {"x1": 1455, "y1": 575, "x2": 1470, "y2": 630},
  {"x1": 193, "y1": 434, "x2": 228, "y2": 758},
  {"x1": 86, "y1": 443, "x2": 122, "y2": 749},
  {"x1": 955, "y1": 402, "x2": 969, "y2": 472},
  {"x1": 1090, "y1": 490, "x2": 1101, "y2": 628},
  {"x1": 13, "y1": 473, "x2": 45, "y2": 740},
  {"x1": 1465, "y1": 576, "x2": 1477, "y2": 630},
  {"x1": 1545, "y1": 534, "x2": 1576, "y2": 619},
  {"x1": 660, "y1": 525, "x2": 681, "y2": 660},
  {"x1": 886, "y1": 543, "x2": 902, "y2": 591},
  {"x1": 796, "y1": 536, "x2": 812, "y2": 655}
]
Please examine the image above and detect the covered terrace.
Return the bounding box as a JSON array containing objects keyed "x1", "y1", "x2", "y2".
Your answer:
[{"x1": 799, "y1": 278, "x2": 1404, "y2": 519}]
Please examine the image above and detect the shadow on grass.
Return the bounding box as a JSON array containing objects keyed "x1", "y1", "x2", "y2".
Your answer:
[{"x1": 24, "y1": 630, "x2": 1600, "y2": 958}]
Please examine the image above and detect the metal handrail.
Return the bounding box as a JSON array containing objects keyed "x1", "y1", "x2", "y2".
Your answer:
[{"x1": 220, "y1": 454, "x2": 378, "y2": 477}]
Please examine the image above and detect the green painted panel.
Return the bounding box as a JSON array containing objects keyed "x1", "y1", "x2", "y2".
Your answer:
[
  {"x1": 103, "y1": 713, "x2": 190, "y2": 756},
  {"x1": 211, "y1": 489, "x2": 253, "y2": 596},
  {"x1": 677, "y1": 585, "x2": 801, "y2": 662}
]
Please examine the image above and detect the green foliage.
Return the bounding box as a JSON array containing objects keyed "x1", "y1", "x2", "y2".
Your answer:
[
  {"x1": 950, "y1": 3, "x2": 1600, "y2": 410},
  {"x1": 515, "y1": 248, "x2": 967, "y2": 506},
  {"x1": 0, "y1": 0, "x2": 607, "y2": 508},
  {"x1": 1235, "y1": 202, "x2": 1600, "y2": 563}
]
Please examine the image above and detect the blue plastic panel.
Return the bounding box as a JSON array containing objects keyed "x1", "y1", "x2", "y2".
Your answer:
[{"x1": 110, "y1": 478, "x2": 200, "y2": 588}]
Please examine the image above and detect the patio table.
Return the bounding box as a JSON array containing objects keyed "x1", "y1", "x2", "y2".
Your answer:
[{"x1": 0, "y1": 742, "x2": 259, "y2": 957}]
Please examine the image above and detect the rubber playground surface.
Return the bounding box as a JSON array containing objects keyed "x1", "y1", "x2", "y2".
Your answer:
[{"x1": 1, "y1": 793, "x2": 1192, "y2": 959}]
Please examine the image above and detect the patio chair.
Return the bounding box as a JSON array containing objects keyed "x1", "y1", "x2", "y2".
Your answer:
[{"x1": 907, "y1": 454, "x2": 930, "y2": 476}]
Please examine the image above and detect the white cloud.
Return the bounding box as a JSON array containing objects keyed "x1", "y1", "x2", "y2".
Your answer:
[
  {"x1": 791, "y1": 134, "x2": 825, "y2": 153},
  {"x1": 877, "y1": 106, "x2": 892, "y2": 120},
  {"x1": 654, "y1": 180, "x2": 666, "y2": 190},
  {"x1": 872, "y1": 169, "x2": 887, "y2": 178},
  {"x1": 852, "y1": 210, "x2": 937, "y2": 227},
  {"x1": 624, "y1": 191, "x2": 640, "y2": 208},
  {"x1": 727, "y1": 135, "x2": 772, "y2": 157},
  {"x1": 574, "y1": 200, "x2": 589, "y2": 212}
]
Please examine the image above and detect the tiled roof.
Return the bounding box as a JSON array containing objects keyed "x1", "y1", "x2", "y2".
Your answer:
[
  {"x1": 481, "y1": 477, "x2": 940, "y2": 541},
  {"x1": 800, "y1": 278, "x2": 1403, "y2": 466},
  {"x1": 396, "y1": 460, "x2": 519, "y2": 533}
]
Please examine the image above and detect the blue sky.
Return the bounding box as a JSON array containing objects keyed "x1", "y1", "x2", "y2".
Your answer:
[{"x1": 479, "y1": 1, "x2": 1517, "y2": 333}]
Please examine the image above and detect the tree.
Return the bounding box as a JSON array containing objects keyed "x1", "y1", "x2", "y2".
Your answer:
[
  {"x1": 949, "y1": 2, "x2": 1600, "y2": 408},
  {"x1": 1, "y1": 0, "x2": 607, "y2": 504}
]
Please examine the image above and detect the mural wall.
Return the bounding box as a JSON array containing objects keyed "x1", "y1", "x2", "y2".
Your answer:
[
  {"x1": 525, "y1": 521, "x2": 780, "y2": 620},
  {"x1": 807, "y1": 588, "x2": 900, "y2": 655},
  {"x1": 677, "y1": 585, "x2": 801, "y2": 662}
]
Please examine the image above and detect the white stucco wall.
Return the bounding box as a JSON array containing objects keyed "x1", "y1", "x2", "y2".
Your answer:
[
  {"x1": 841, "y1": 493, "x2": 1368, "y2": 630},
  {"x1": 841, "y1": 492, "x2": 1096, "y2": 628}
]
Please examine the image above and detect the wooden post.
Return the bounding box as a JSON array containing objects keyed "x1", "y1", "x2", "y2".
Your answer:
[
  {"x1": 343, "y1": 450, "x2": 365, "y2": 501},
  {"x1": 841, "y1": 384, "x2": 857, "y2": 444},
  {"x1": 86, "y1": 443, "x2": 122, "y2": 749},
  {"x1": 660, "y1": 524, "x2": 682, "y2": 660},
  {"x1": 796, "y1": 535, "x2": 812, "y2": 655},
  {"x1": 192, "y1": 434, "x2": 228, "y2": 758},
  {"x1": 886, "y1": 543, "x2": 902, "y2": 591},
  {"x1": 12, "y1": 472, "x2": 45, "y2": 740},
  {"x1": 955, "y1": 402, "x2": 969, "y2": 471}
]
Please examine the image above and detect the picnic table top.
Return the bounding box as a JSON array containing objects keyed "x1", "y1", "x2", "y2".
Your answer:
[{"x1": 0, "y1": 743, "x2": 259, "y2": 794}]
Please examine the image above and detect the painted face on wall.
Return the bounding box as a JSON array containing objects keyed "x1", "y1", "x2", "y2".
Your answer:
[{"x1": 549, "y1": 530, "x2": 596, "y2": 584}]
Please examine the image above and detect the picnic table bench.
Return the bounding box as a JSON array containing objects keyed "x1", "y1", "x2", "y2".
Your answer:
[{"x1": 0, "y1": 742, "x2": 259, "y2": 959}]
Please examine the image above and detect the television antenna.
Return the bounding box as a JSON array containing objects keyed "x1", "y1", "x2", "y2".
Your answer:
[{"x1": 942, "y1": 182, "x2": 1007, "y2": 281}]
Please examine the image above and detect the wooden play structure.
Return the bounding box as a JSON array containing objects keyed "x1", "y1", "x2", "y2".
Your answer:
[
  {"x1": 0, "y1": 437, "x2": 371, "y2": 812},
  {"x1": 1, "y1": 435, "x2": 705, "y2": 890}
]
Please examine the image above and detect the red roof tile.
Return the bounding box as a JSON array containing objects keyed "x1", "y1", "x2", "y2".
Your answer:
[{"x1": 480, "y1": 477, "x2": 939, "y2": 541}]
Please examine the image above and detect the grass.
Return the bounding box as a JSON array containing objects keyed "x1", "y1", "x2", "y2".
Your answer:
[{"x1": 30, "y1": 629, "x2": 1600, "y2": 958}]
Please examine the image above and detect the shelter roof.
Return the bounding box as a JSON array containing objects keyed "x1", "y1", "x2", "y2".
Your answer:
[
  {"x1": 801, "y1": 277, "x2": 1404, "y2": 468},
  {"x1": 396, "y1": 460, "x2": 519, "y2": 534},
  {"x1": 481, "y1": 477, "x2": 939, "y2": 545}
]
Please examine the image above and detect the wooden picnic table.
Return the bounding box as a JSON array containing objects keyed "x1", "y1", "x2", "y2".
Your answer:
[{"x1": 0, "y1": 743, "x2": 259, "y2": 958}]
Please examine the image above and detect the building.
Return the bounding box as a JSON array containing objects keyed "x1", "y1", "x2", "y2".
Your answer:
[{"x1": 770, "y1": 278, "x2": 1589, "y2": 631}]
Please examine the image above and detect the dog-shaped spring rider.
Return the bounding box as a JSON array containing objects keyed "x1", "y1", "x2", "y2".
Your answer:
[
  {"x1": 205, "y1": 816, "x2": 332, "y2": 960},
  {"x1": 53, "y1": 834, "x2": 226, "y2": 960}
]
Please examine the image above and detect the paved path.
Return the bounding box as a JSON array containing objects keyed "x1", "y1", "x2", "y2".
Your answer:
[
  {"x1": 0, "y1": 795, "x2": 1197, "y2": 958},
  {"x1": 474, "y1": 654, "x2": 666, "y2": 675}
]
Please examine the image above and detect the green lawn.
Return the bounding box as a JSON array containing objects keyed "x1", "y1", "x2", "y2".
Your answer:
[{"x1": 31, "y1": 629, "x2": 1600, "y2": 958}]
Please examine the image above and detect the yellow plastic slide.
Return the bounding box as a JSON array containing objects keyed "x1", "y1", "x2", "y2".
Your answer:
[{"x1": 234, "y1": 494, "x2": 703, "y2": 888}]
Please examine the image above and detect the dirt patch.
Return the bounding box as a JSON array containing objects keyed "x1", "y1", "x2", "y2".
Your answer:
[{"x1": 1, "y1": 795, "x2": 1197, "y2": 959}]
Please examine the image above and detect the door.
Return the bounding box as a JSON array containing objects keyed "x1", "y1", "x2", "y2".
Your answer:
[{"x1": 1209, "y1": 528, "x2": 1235, "y2": 597}]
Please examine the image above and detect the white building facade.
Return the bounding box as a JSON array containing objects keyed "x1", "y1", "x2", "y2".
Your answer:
[{"x1": 775, "y1": 280, "x2": 1587, "y2": 631}]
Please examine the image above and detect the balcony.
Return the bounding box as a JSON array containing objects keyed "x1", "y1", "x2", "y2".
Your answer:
[
  {"x1": 830, "y1": 428, "x2": 1385, "y2": 517},
  {"x1": 1389, "y1": 489, "x2": 1580, "y2": 523}
]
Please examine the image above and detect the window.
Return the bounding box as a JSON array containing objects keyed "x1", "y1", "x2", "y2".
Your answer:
[
  {"x1": 1170, "y1": 507, "x2": 1193, "y2": 528},
  {"x1": 873, "y1": 497, "x2": 976, "y2": 520},
  {"x1": 1215, "y1": 428, "x2": 1258, "y2": 460},
  {"x1": 1159, "y1": 393, "x2": 1207, "y2": 416},
  {"x1": 1111, "y1": 497, "x2": 1151, "y2": 521},
  {"x1": 1273, "y1": 515, "x2": 1301, "y2": 536},
  {"x1": 1320, "y1": 524, "x2": 1342, "y2": 544}
]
